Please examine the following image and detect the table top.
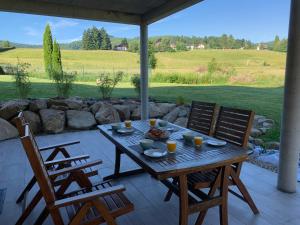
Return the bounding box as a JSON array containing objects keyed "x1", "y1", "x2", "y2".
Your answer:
[{"x1": 98, "y1": 120, "x2": 248, "y2": 180}]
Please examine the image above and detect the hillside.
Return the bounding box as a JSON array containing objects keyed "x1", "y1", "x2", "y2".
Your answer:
[{"x1": 0, "y1": 48, "x2": 286, "y2": 87}]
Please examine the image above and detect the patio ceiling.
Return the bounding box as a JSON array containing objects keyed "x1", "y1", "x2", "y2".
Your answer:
[{"x1": 0, "y1": 0, "x2": 203, "y2": 25}]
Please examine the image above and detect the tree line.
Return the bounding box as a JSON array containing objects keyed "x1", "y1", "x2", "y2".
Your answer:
[{"x1": 82, "y1": 27, "x2": 112, "y2": 50}]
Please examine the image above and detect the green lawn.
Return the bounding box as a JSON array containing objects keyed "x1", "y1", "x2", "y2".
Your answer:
[
  {"x1": 0, "y1": 75, "x2": 283, "y2": 141},
  {"x1": 0, "y1": 48, "x2": 286, "y2": 86}
]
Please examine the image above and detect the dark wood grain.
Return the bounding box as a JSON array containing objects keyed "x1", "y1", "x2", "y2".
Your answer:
[{"x1": 187, "y1": 101, "x2": 217, "y2": 136}]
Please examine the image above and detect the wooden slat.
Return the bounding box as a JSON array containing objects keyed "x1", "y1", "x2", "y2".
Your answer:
[{"x1": 187, "y1": 101, "x2": 217, "y2": 135}]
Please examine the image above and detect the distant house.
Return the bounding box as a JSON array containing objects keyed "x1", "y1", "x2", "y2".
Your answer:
[
  {"x1": 170, "y1": 43, "x2": 176, "y2": 50},
  {"x1": 114, "y1": 44, "x2": 128, "y2": 51},
  {"x1": 196, "y1": 44, "x2": 205, "y2": 49},
  {"x1": 187, "y1": 45, "x2": 195, "y2": 50}
]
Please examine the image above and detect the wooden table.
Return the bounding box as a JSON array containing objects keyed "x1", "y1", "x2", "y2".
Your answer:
[{"x1": 98, "y1": 120, "x2": 249, "y2": 225}]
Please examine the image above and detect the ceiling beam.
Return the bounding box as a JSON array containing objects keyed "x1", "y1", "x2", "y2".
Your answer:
[
  {"x1": 142, "y1": 0, "x2": 204, "y2": 24},
  {"x1": 0, "y1": 0, "x2": 141, "y2": 25}
]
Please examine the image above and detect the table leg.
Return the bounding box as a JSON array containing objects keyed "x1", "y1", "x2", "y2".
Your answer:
[
  {"x1": 103, "y1": 147, "x2": 144, "y2": 181},
  {"x1": 229, "y1": 169, "x2": 259, "y2": 214},
  {"x1": 179, "y1": 175, "x2": 189, "y2": 225},
  {"x1": 219, "y1": 165, "x2": 230, "y2": 225}
]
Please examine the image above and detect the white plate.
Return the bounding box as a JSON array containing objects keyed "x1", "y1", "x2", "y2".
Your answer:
[
  {"x1": 206, "y1": 140, "x2": 227, "y2": 146},
  {"x1": 117, "y1": 128, "x2": 135, "y2": 134},
  {"x1": 144, "y1": 149, "x2": 167, "y2": 158}
]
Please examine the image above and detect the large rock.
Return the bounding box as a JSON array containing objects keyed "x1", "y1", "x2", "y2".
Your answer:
[
  {"x1": 95, "y1": 104, "x2": 120, "y2": 124},
  {"x1": 40, "y1": 109, "x2": 65, "y2": 133},
  {"x1": 23, "y1": 111, "x2": 42, "y2": 134},
  {"x1": 149, "y1": 103, "x2": 166, "y2": 118},
  {"x1": 250, "y1": 128, "x2": 262, "y2": 138},
  {"x1": 174, "y1": 117, "x2": 188, "y2": 127},
  {"x1": 0, "y1": 100, "x2": 29, "y2": 120},
  {"x1": 48, "y1": 99, "x2": 69, "y2": 111},
  {"x1": 64, "y1": 98, "x2": 83, "y2": 110},
  {"x1": 114, "y1": 105, "x2": 131, "y2": 121},
  {"x1": 0, "y1": 118, "x2": 18, "y2": 141},
  {"x1": 156, "y1": 103, "x2": 176, "y2": 115},
  {"x1": 90, "y1": 102, "x2": 103, "y2": 114},
  {"x1": 66, "y1": 110, "x2": 96, "y2": 130},
  {"x1": 163, "y1": 107, "x2": 181, "y2": 123},
  {"x1": 29, "y1": 99, "x2": 48, "y2": 112}
]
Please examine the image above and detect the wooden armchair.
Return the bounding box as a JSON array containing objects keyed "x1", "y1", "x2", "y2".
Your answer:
[
  {"x1": 15, "y1": 114, "x2": 99, "y2": 225},
  {"x1": 19, "y1": 124, "x2": 134, "y2": 225},
  {"x1": 187, "y1": 107, "x2": 259, "y2": 224},
  {"x1": 187, "y1": 101, "x2": 217, "y2": 136},
  {"x1": 15, "y1": 112, "x2": 93, "y2": 204}
]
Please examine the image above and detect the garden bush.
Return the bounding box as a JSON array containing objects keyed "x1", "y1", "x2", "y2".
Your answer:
[{"x1": 96, "y1": 71, "x2": 123, "y2": 99}]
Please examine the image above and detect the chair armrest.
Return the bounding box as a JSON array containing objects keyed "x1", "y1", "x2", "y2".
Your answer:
[
  {"x1": 51, "y1": 185, "x2": 125, "y2": 209},
  {"x1": 48, "y1": 159, "x2": 102, "y2": 177},
  {"x1": 44, "y1": 154, "x2": 90, "y2": 166},
  {"x1": 39, "y1": 140, "x2": 80, "y2": 151}
]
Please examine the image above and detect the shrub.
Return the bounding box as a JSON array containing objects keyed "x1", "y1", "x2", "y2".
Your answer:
[
  {"x1": 51, "y1": 70, "x2": 75, "y2": 98},
  {"x1": 176, "y1": 96, "x2": 186, "y2": 105},
  {"x1": 96, "y1": 71, "x2": 123, "y2": 99},
  {"x1": 131, "y1": 74, "x2": 141, "y2": 97},
  {"x1": 0, "y1": 66, "x2": 5, "y2": 75},
  {"x1": 207, "y1": 58, "x2": 219, "y2": 74},
  {"x1": 12, "y1": 60, "x2": 31, "y2": 99}
]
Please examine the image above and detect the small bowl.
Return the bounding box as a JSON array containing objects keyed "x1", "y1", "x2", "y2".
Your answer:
[
  {"x1": 158, "y1": 120, "x2": 168, "y2": 127},
  {"x1": 182, "y1": 132, "x2": 194, "y2": 143},
  {"x1": 111, "y1": 123, "x2": 122, "y2": 131},
  {"x1": 140, "y1": 139, "x2": 154, "y2": 150}
]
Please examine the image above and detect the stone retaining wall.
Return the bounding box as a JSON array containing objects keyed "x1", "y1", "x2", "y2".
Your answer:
[{"x1": 0, "y1": 97, "x2": 277, "y2": 151}]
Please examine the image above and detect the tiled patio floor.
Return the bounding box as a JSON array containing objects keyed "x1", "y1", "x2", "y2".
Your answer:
[{"x1": 0, "y1": 130, "x2": 299, "y2": 225}]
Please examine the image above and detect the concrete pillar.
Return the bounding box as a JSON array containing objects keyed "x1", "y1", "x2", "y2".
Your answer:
[
  {"x1": 277, "y1": 0, "x2": 300, "y2": 193},
  {"x1": 140, "y1": 22, "x2": 149, "y2": 120}
]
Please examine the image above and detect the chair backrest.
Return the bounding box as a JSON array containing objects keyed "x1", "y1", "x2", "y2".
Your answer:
[
  {"x1": 187, "y1": 101, "x2": 217, "y2": 135},
  {"x1": 214, "y1": 106, "x2": 254, "y2": 147},
  {"x1": 21, "y1": 124, "x2": 56, "y2": 204},
  {"x1": 15, "y1": 111, "x2": 26, "y2": 136}
]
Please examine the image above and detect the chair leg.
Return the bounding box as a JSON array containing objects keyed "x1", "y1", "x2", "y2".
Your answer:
[
  {"x1": 93, "y1": 199, "x2": 117, "y2": 225},
  {"x1": 179, "y1": 175, "x2": 189, "y2": 225},
  {"x1": 164, "y1": 177, "x2": 178, "y2": 201},
  {"x1": 15, "y1": 191, "x2": 42, "y2": 225},
  {"x1": 219, "y1": 166, "x2": 230, "y2": 225},
  {"x1": 34, "y1": 207, "x2": 49, "y2": 225},
  {"x1": 230, "y1": 169, "x2": 259, "y2": 214},
  {"x1": 195, "y1": 169, "x2": 222, "y2": 225},
  {"x1": 16, "y1": 177, "x2": 36, "y2": 204}
]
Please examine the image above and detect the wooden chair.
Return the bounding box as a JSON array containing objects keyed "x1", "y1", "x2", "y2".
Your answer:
[
  {"x1": 20, "y1": 124, "x2": 134, "y2": 225},
  {"x1": 15, "y1": 111, "x2": 92, "y2": 204},
  {"x1": 186, "y1": 107, "x2": 259, "y2": 224},
  {"x1": 15, "y1": 114, "x2": 99, "y2": 225},
  {"x1": 187, "y1": 101, "x2": 217, "y2": 136}
]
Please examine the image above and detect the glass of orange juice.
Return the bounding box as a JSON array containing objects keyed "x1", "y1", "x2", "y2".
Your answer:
[
  {"x1": 149, "y1": 118, "x2": 156, "y2": 127},
  {"x1": 166, "y1": 141, "x2": 177, "y2": 153},
  {"x1": 194, "y1": 136, "x2": 203, "y2": 148},
  {"x1": 124, "y1": 120, "x2": 132, "y2": 128}
]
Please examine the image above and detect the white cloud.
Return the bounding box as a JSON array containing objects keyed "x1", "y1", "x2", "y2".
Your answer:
[
  {"x1": 108, "y1": 25, "x2": 137, "y2": 35},
  {"x1": 48, "y1": 19, "x2": 78, "y2": 30},
  {"x1": 23, "y1": 27, "x2": 41, "y2": 36},
  {"x1": 58, "y1": 36, "x2": 82, "y2": 43}
]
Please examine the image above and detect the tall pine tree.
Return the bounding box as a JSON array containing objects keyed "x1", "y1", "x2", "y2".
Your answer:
[
  {"x1": 52, "y1": 40, "x2": 63, "y2": 76},
  {"x1": 43, "y1": 24, "x2": 53, "y2": 75}
]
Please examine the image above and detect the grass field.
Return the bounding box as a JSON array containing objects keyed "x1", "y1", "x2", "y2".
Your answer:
[
  {"x1": 0, "y1": 48, "x2": 286, "y2": 141},
  {"x1": 0, "y1": 48, "x2": 286, "y2": 85}
]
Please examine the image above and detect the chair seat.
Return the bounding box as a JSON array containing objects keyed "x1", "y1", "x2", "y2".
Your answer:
[
  {"x1": 47, "y1": 159, "x2": 98, "y2": 186},
  {"x1": 188, "y1": 169, "x2": 236, "y2": 189},
  {"x1": 187, "y1": 170, "x2": 219, "y2": 189},
  {"x1": 63, "y1": 181, "x2": 134, "y2": 224}
]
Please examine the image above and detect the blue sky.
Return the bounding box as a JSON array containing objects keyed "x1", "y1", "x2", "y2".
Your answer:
[{"x1": 0, "y1": 0, "x2": 290, "y2": 45}]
